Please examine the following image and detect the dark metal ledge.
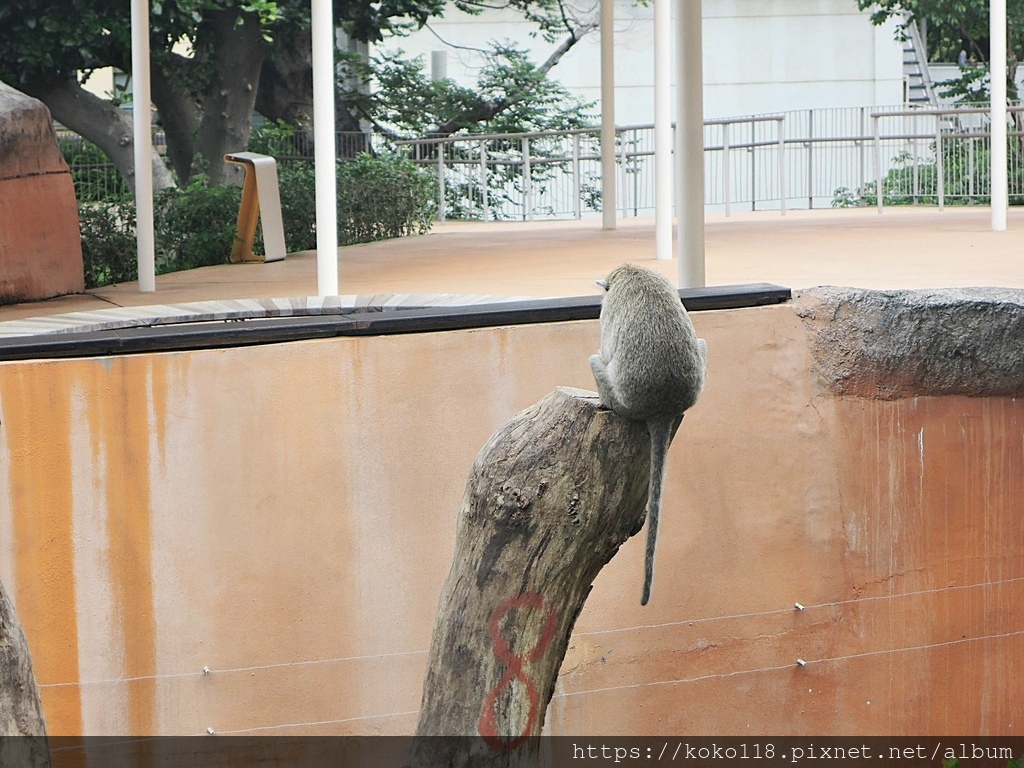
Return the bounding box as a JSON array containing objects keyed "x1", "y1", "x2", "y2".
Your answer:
[{"x1": 0, "y1": 283, "x2": 790, "y2": 362}]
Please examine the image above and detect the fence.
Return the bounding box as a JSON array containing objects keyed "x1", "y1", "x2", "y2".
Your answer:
[
  {"x1": 395, "y1": 104, "x2": 1024, "y2": 220},
  {"x1": 55, "y1": 128, "x2": 377, "y2": 203},
  {"x1": 60, "y1": 104, "x2": 1024, "y2": 218}
]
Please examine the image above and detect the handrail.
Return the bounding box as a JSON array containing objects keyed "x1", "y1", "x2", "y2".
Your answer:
[
  {"x1": 904, "y1": 16, "x2": 938, "y2": 106},
  {"x1": 871, "y1": 106, "x2": 1024, "y2": 118},
  {"x1": 393, "y1": 116, "x2": 786, "y2": 147}
]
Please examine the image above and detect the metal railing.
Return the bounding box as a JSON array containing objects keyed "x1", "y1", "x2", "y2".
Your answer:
[
  {"x1": 395, "y1": 104, "x2": 1024, "y2": 220},
  {"x1": 59, "y1": 104, "x2": 1024, "y2": 218},
  {"x1": 871, "y1": 106, "x2": 1024, "y2": 211}
]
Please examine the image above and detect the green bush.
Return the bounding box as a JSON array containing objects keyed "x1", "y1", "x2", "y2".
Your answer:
[
  {"x1": 78, "y1": 149, "x2": 436, "y2": 288},
  {"x1": 154, "y1": 177, "x2": 241, "y2": 272},
  {"x1": 272, "y1": 152, "x2": 436, "y2": 250},
  {"x1": 337, "y1": 152, "x2": 436, "y2": 244},
  {"x1": 79, "y1": 201, "x2": 138, "y2": 288},
  {"x1": 79, "y1": 179, "x2": 240, "y2": 288},
  {"x1": 275, "y1": 161, "x2": 317, "y2": 252}
]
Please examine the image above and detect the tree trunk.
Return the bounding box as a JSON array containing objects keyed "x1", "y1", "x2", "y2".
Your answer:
[
  {"x1": 256, "y1": 27, "x2": 314, "y2": 137},
  {"x1": 21, "y1": 75, "x2": 175, "y2": 194},
  {"x1": 405, "y1": 387, "x2": 650, "y2": 768},
  {"x1": 192, "y1": 9, "x2": 267, "y2": 185},
  {"x1": 150, "y1": 57, "x2": 201, "y2": 187},
  {"x1": 256, "y1": 27, "x2": 366, "y2": 156},
  {"x1": 0, "y1": 578, "x2": 49, "y2": 767}
]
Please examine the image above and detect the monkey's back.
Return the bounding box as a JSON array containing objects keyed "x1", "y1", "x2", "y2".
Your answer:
[{"x1": 599, "y1": 265, "x2": 706, "y2": 421}]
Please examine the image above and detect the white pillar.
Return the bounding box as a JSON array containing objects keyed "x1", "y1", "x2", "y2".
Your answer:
[
  {"x1": 653, "y1": 0, "x2": 672, "y2": 260},
  {"x1": 600, "y1": 0, "x2": 616, "y2": 230},
  {"x1": 312, "y1": 0, "x2": 339, "y2": 296},
  {"x1": 676, "y1": 0, "x2": 705, "y2": 287},
  {"x1": 991, "y1": 0, "x2": 1008, "y2": 232},
  {"x1": 131, "y1": 0, "x2": 155, "y2": 292}
]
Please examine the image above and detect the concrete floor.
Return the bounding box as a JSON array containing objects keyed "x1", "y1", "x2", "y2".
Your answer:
[{"x1": 3, "y1": 205, "x2": 1024, "y2": 322}]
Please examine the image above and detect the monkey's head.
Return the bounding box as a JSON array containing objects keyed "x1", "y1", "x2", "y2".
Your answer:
[{"x1": 596, "y1": 263, "x2": 673, "y2": 294}]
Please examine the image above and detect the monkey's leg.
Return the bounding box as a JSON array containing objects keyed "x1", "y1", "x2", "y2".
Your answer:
[{"x1": 589, "y1": 354, "x2": 624, "y2": 413}]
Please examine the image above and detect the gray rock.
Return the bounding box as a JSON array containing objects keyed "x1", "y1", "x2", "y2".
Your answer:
[{"x1": 795, "y1": 286, "x2": 1024, "y2": 399}]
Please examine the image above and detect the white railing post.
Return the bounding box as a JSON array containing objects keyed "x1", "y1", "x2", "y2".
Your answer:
[
  {"x1": 751, "y1": 121, "x2": 757, "y2": 211},
  {"x1": 572, "y1": 133, "x2": 581, "y2": 220},
  {"x1": 437, "y1": 141, "x2": 446, "y2": 223},
  {"x1": 523, "y1": 136, "x2": 533, "y2": 221},
  {"x1": 859, "y1": 106, "x2": 867, "y2": 196},
  {"x1": 778, "y1": 117, "x2": 786, "y2": 215},
  {"x1": 620, "y1": 131, "x2": 629, "y2": 218},
  {"x1": 480, "y1": 139, "x2": 490, "y2": 222},
  {"x1": 723, "y1": 122, "x2": 731, "y2": 217},
  {"x1": 969, "y1": 135, "x2": 976, "y2": 202},
  {"x1": 874, "y1": 114, "x2": 884, "y2": 213},
  {"x1": 935, "y1": 115, "x2": 944, "y2": 211},
  {"x1": 807, "y1": 109, "x2": 814, "y2": 209}
]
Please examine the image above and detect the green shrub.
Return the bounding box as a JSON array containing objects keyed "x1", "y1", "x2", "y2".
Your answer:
[
  {"x1": 78, "y1": 149, "x2": 436, "y2": 288},
  {"x1": 275, "y1": 161, "x2": 317, "y2": 252},
  {"x1": 79, "y1": 201, "x2": 138, "y2": 288},
  {"x1": 154, "y1": 177, "x2": 241, "y2": 272},
  {"x1": 272, "y1": 152, "x2": 436, "y2": 250},
  {"x1": 337, "y1": 152, "x2": 436, "y2": 244}
]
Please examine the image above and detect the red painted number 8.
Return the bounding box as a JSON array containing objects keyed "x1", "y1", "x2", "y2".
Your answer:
[{"x1": 477, "y1": 592, "x2": 559, "y2": 750}]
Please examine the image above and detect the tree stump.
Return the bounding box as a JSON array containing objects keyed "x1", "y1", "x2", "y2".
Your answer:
[
  {"x1": 405, "y1": 387, "x2": 651, "y2": 767},
  {"x1": 0, "y1": 578, "x2": 49, "y2": 767}
]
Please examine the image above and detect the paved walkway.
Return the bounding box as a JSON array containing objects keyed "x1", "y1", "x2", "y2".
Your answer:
[{"x1": 3, "y1": 206, "x2": 1023, "y2": 324}]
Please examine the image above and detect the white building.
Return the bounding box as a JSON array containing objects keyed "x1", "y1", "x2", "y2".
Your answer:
[{"x1": 374, "y1": 0, "x2": 907, "y2": 124}]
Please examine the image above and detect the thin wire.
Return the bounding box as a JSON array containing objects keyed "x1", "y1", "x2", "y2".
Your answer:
[
  {"x1": 811, "y1": 627, "x2": 1024, "y2": 667},
  {"x1": 212, "y1": 709, "x2": 420, "y2": 735},
  {"x1": 574, "y1": 575, "x2": 1024, "y2": 639},
  {"x1": 38, "y1": 648, "x2": 427, "y2": 689},
  {"x1": 36, "y1": 576, "x2": 1024, "y2": 690},
  {"x1": 556, "y1": 661, "x2": 798, "y2": 698},
  {"x1": 198, "y1": 627, "x2": 1024, "y2": 734},
  {"x1": 556, "y1": 627, "x2": 1024, "y2": 700}
]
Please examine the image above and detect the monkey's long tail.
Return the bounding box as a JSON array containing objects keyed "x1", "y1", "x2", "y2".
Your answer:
[{"x1": 641, "y1": 413, "x2": 684, "y2": 606}]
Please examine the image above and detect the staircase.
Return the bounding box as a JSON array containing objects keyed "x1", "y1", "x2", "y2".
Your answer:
[{"x1": 903, "y1": 16, "x2": 938, "y2": 107}]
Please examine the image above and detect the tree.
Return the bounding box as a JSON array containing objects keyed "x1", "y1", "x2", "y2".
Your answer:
[
  {"x1": 857, "y1": 0, "x2": 1024, "y2": 103},
  {"x1": 353, "y1": 41, "x2": 595, "y2": 140},
  {"x1": 0, "y1": 0, "x2": 285, "y2": 188},
  {"x1": 0, "y1": 0, "x2": 594, "y2": 193},
  {"x1": 255, "y1": 0, "x2": 597, "y2": 144}
]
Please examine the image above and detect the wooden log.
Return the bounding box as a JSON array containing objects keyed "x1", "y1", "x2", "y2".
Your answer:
[
  {"x1": 406, "y1": 387, "x2": 651, "y2": 767},
  {"x1": 0, "y1": 577, "x2": 49, "y2": 767}
]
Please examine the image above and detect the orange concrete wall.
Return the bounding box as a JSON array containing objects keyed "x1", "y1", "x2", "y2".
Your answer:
[{"x1": 0, "y1": 303, "x2": 1021, "y2": 736}]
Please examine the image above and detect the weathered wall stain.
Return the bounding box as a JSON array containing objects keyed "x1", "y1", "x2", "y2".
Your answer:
[
  {"x1": 0, "y1": 365, "x2": 83, "y2": 733},
  {"x1": 84, "y1": 357, "x2": 158, "y2": 735}
]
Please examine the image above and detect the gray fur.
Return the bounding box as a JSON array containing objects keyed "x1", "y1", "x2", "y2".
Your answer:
[{"x1": 589, "y1": 264, "x2": 707, "y2": 605}]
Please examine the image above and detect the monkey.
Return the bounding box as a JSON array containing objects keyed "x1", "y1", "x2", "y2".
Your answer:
[{"x1": 589, "y1": 264, "x2": 707, "y2": 606}]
